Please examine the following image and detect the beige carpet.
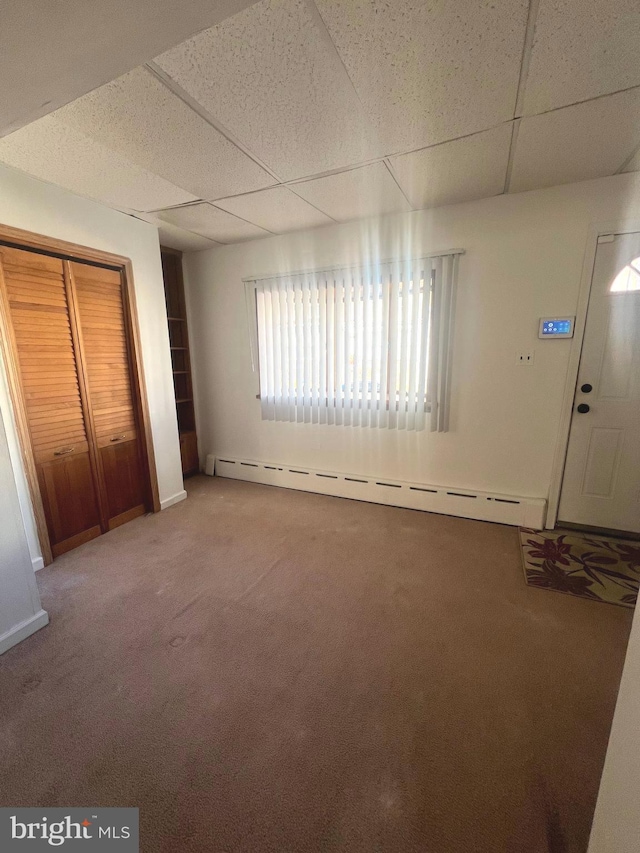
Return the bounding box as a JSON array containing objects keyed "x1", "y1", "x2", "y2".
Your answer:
[{"x1": 0, "y1": 476, "x2": 633, "y2": 852}]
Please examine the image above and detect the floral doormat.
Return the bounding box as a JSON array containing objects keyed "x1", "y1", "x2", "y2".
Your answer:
[{"x1": 520, "y1": 529, "x2": 640, "y2": 608}]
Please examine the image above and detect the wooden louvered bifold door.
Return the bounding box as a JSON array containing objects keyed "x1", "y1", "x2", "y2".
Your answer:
[
  {"x1": 0, "y1": 246, "x2": 102, "y2": 556},
  {"x1": 69, "y1": 261, "x2": 146, "y2": 529}
]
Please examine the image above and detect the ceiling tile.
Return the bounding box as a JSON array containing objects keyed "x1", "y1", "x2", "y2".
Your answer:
[
  {"x1": 313, "y1": 0, "x2": 529, "y2": 154},
  {"x1": 0, "y1": 0, "x2": 259, "y2": 137},
  {"x1": 390, "y1": 125, "x2": 512, "y2": 210},
  {"x1": 509, "y1": 88, "x2": 640, "y2": 194},
  {"x1": 154, "y1": 0, "x2": 381, "y2": 181},
  {"x1": 622, "y1": 147, "x2": 640, "y2": 174},
  {"x1": 522, "y1": 0, "x2": 640, "y2": 115},
  {"x1": 291, "y1": 162, "x2": 411, "y2": 222},
  {"x1": 55, "y1": 67, "x2": 275, "y2": 200},
  {"x1": 138, "y1": 213, "x2": 222, "y2": 252},
  {"x1": 156, "y1": 203, "x2": 271, "y2": 243},
  {"x1": 0, "y1": 115, "x2": 196, "y2": 211},
  {"x1": 214, "y1": 186, "x2": 333, "y2": 233},
  {"x1": 158, "y1": 229, "x2": 220, "y2": 252}
]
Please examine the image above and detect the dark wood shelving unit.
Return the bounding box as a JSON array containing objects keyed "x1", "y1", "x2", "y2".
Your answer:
[{"x1": 161, "y1": 247, "x2": 199, "y2": 478}]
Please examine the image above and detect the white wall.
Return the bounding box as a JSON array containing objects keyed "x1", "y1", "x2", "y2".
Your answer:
[
  {"x1": 184, "y1": 171, "x2": 640, "y2": 502},
  {"x1": 0, "y1": 161, "x2": 185, "y2": 575},
  {"x1": 588, "y1": 598, "x2": 640, "y2": 853},
  {"x1": 0, "y1": 379, "x2": 48, "y2": 653}
]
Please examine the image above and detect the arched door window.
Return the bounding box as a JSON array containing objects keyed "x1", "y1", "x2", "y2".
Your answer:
[{"x1": 610, "y1": 257, "x2": 640, "y2": 292}]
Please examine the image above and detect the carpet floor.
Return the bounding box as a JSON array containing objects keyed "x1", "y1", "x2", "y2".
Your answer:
[{"x1": 0, "y1": 476, "x2": 634, "y2": 852}]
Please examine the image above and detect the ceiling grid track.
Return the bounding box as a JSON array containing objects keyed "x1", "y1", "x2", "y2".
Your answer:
[
  {"x1": 513, "y1": 0, "x2": 541, "y2": 119},
  {"x1": 285, "y1": 157, "x2": 398, "y2": 187},
  {"x1": 151, "y1": 120, "x2": 517, "y2": 208},
  {"x1": 208, "y1": 204, "x2": 277, "y2": 236},
  {"x1": 531, "y1": 83, "x2": 640, "y2": 119},
  {"x1": 503, "y1": 119, "x2": 521, "y2": 194},
  {"x1": 279, "y1": 184, "x2": 340, "y2": 223},
  {"x1": 139, "y1": 72, "x2": 640, "y2": 212},
  {"x1": 616, "y1": 140, "x2": 640, "y2": 175},
  {"x1": 143, "y1": 197, "x2": 276, "y2": 238},
  {"x1": 502, "y1": 0, "x2": 539, "y2": 195},
  {"x1": 304, "y1": 0, "x2": 378, "y2": 133},
  {"x1": 145, "y1": 60, "x2": 342, "y2": 223},
  {"x1": 144, "y1": 61, "x2": 284, "y2": 185},
  {"x1": 382, "y1": 159, "x2": 414, "y2": 209}
]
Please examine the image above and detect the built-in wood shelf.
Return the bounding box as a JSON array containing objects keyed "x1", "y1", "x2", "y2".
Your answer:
[{"x1": 161, "y1": 247, "x2": 199, "y2": 478}]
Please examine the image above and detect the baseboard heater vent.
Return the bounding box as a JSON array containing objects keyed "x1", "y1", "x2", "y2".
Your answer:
[{"x1": 205, "y1": 455, "x2": 546, "y2": 529}]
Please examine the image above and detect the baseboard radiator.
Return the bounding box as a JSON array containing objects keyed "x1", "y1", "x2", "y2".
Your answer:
[{"x1": 206, "y1": 455, "x2": 546, "y2": 529}]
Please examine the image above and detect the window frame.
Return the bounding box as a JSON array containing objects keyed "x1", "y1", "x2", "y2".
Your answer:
[{"x1": 244, "y1": 251, "x2": 462, "y2": 431}]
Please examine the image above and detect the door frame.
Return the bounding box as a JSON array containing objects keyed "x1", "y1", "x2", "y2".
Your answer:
[
  {"x1": 547, "y1": 217, "x2": 640, "y2": 529},
  {"x1": 0, "y1": 222, "x2": 161, "y2": 566}
]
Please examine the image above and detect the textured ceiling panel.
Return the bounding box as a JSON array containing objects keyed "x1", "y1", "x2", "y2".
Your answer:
[
  {"x1": 156, "y1": 203, "x2": 271, "y2": 243},
  {"x1": 0, "y1": 115, "x2": 196, "y2": 211},
  {"x1": 622, "y1": 148, "x2": 640, "y2": 174},
  {"x1": 5, "y1": 0, "x2": 638, "y2": 247},
  {"x1": 522, "y1": 0, "x2": 640, "y2": 115},
  {"x1": 154, "y1": 0, "x2": 381, "y2": 181},
  {"x1": 292, "y1": 162, "x2": 411, "y2": 222},
  {"x1": 509, "y1": 88, "x2": 640, "y2": 193},
  {"x1": 138, "y1": 214, "x2": 222, "y2": 252},
  {"x1": 214, "y1": 186, "x2": 333, "y2": 233},
  {"x1": 158, "y1": 229, "x2": 221, "y2": 252},
  {"x1": 55, "y1": 67, "x2": 275, "y2": 200},
  {"x1": 313, "y1": 0, "x2": 529, "y2": 155},
  {"x1": 0, "y1": 0, "x2": 258, "y2": 136},
  {"x1": 390, "y1": 125, "x2": 512, "y2": 210}
]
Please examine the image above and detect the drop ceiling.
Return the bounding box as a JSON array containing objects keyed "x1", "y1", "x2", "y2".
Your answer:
[
  {"x1": 1, "y1": 0, "x2": 639, "y2": 251},
  {"x1": 0, "y1": 0, "x2": 258, "y2": 136}
]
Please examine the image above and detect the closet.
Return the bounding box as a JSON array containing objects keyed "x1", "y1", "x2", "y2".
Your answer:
[{"x1": 0, "y1": 237, "x2": 155, "y2": 561}]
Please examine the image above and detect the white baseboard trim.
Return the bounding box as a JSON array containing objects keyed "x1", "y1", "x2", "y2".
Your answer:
[
  {"x1": 160, "y1": 490, "x2": 187, "y2": 511},
  {"x1": 0, "y1": 609, "x2": 49, "y2": 656},
  {"x1": 207, "y1": 455, "x2": 547, "y2": 529},
  {"x1": 32, "y1": 556, "x2": 44, "y2": 572}
]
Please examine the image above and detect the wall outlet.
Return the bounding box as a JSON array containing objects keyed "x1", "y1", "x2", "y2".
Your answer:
[{"x1": 517, "y1": 350, "x2": 535, "y2": 365}]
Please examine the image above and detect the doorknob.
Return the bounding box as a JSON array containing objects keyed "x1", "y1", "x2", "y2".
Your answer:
[
  {"x1": 577, "y1": 403, "x2": 590, "y2": 413},
  {"x1": 580, "y1": 383, "x2": 593, "y2": 393}
]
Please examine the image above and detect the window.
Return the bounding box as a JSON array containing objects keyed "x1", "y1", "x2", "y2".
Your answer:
[
  {"x1": 246, "y1": 253, "x2": 461, "y2": 432},
  {"x1": 610, "y1": 257, "x2": 640, "y2": 292}
]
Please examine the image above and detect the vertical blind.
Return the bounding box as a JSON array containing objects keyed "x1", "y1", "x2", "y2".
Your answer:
[{"x1": 247, "y1": 253, "x2": 461, "y2": 432}]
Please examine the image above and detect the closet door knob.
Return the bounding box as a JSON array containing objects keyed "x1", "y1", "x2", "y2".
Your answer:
[
  {"x1": 54, "y1": 446, "x2": 75, "y2": 456},
  {"x1": 576, "y1": 403, "x2": 590, "y2": 414},
  {"x1": 110, "y1": 434, "x2": 126, "y2": 442}
]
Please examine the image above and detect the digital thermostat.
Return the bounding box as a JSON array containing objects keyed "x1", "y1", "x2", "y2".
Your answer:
[{"x1": 538, "y1": 317, "x2": 574, "y2": 338}]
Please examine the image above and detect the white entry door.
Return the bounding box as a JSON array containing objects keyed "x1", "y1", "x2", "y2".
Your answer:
[{"x1": 558, "y1": 231, "x2": 640, "y2": 534}]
